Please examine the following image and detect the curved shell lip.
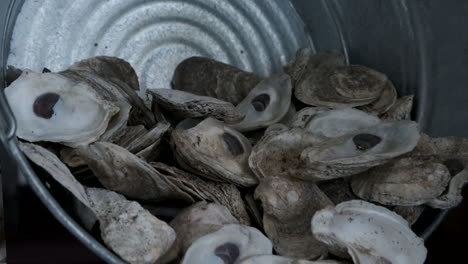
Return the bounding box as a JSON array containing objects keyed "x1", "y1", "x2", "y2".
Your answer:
[{"x1": 6, "y1": 71, "x2": 120, "y2": 147}]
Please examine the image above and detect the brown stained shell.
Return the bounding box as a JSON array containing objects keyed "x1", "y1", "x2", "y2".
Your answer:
[
  {"x1": 382, "y1": 95, "x2": 414, "y2": 121},
  {"x1": 393, "y1": 205, "x2": 426, "y2": 225},
  {"x1": 294, "y1": 50, "x2": 388, "y2": 108},
  {"x1": 248, "y1": 127, "x2": 325, "y2": 179},
  {"x1": 350, "y1": 157, "x2": 451, "y2": 206},
  {"x1": 151, "y1": 162, "x2": 251, "y2": 225},
  {"x1": 290, "y1": 107, "x2": 329, "y2": 128},
  {"x1": 65, "y1": 56, "x2": 156, "y2": 129},
  {"x1": 358, "y1": 81, "x2": 397, "y2": 115},
  {"x1": 317, "y1": 178, "x2": 358, "y2": 205},
  {"x1": 169, "y1": 201, "x2": 239, "y2": 258},
  {"x1": 86, "y1": 188, "x2": 176, "y2": 264},
  {"x1": 75, "y1": 142, "x2": 194, "y2": 203},
  {"x1": 283, "y1": 47, "x2": 312, "y2": 88},
  {"x1": 172, "y1": 56, "x2": 261, "y2": 105},
  {"x1": 297, "y1": 120, "x2": 420, "y2": 181},
  {"x1": 254, "y1": 177, "x2": 332, "y2": 259},
  {"x1": 230, "y1": 74, "x2": 293, "y2": 132},
  {"x1": 148, "y1": 89, "x2": 244, "y2": 123},
  {"x1": 171, "y1": 117, "x2": 257, "y2": 187}
]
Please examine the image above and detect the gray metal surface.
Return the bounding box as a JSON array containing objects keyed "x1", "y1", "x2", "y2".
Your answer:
[{"x1": 2, "y1": 0, "x2": 468, "y2": 263}]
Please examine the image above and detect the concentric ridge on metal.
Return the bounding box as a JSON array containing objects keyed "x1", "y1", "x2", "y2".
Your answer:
[{"x1": 8, "y1": 0, "x2": 312, "y2": 95}]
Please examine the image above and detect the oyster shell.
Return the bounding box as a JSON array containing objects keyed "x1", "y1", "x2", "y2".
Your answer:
[
  {"x1": 19, "y1": 142, "x2": 176, "y2": 264},
  {"x1": 278, "y1": 104, "x2": 297, "y2": 127},
  {"x1": 254, "y1": 177, "x2": 332, "y2": 259},
  {"x1": 317, "y1": 178, "x2": 358, "y2": 205},
  {"x1": 75, "y1": 142, "x2": 194, "y2": 202},
  {"x1": 284, "y1": 47, "x2": 312, "y2": 88},
  {"x1": 230, "y1": 74, "x2": 293, "y2": 132},
  {"x1": 5, "y1": 71, "x2": 120, "y2": 147},
  {"x1": 238, "y1": 255, "x2": 347, "y2": 264},
  {"x1": 151, "y1": 162, "x2": 251, "y2": 225},
  {"x1": 393, "y1": 205, "x2": 426, "y2": 225},
  {"x1": 172, "y1": 56, "x2": 261, "y2": 105},
  {"x1": 248, "y1": 126, "x2": 325, "y2": 179},
  {"x1": 181, "y1": 224, "x2": 272, "y2": 264},
  {"x1": 290, "y1": 107, "x2": 329, "y2": 128},
  {"x1": 148, "y1": 89, "x2": 244, "y2": 123},
  {"x1": 298, "y1": 120, "x2": 420, "y2": 180},
  {"x1": 382, "y1": 95, "x2": 414, "y2": 121},
  {"x1": 350, "y1": 157, "x2": 451, "y2": 206},
  {"x1": 169, "y1": 202, "x2": 239, "y2": 259},
  {"x1": 295, "y1": 51, "x2": 389, "y2": 108},
  {"x1": 311, "y1": 200, "x2": 427, "y2": 264},
  {"x1": 358, "y1": 81, "x2": 397, "y2": 115},
  {"x1": 171, "y1": 117, "x2": 257, "y2": 187}
]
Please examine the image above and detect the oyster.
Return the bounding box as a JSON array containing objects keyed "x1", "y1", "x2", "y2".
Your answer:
[
  {"x1": 5, "y1": 71, "x2": 120, "y2": 147},
  {"x1": 19, "y1": 142, "x2": 176, "y2": 264},
  {"x1": 151, "y1": 162, "x2": 251, "y2": 225},
  {"x1": 230, "y1": 74, "x2": 292, "y2": 132},
  {"x1": 382, "y1": 95, "x2": 414, "y2": 121},
  {"x1": 75, "y1": 142, "x2": 194, "y2": 202},
  {"x1": 278, "y1": 104, "x2": 297, "y2": 127},
  {"x1": 295, "y1": 50, "x2": 389, "y2": 108},
  {"x1": 358, "y1": 81, "x2": 397, "y2": 115},
  {"x1": 171, "y1": 118, "x2": 257, "y2": 187},
  {"x1": 238, "y1": 255, "x2": 346, "y2": 264},
  {"x1": 254, "y1": 177, "x2": 332, "y2": 259},
  {"x1": 168, "y1": 201, "x2": 239, "y2": 260},
  {"x1": 248, "y1": 126, "x2": 324, "y2": 179},
  {"x1": 283, "y1": 47, "x2": 312, "y2": 88},
  {"x1": 148, "y1": 89, "x2": 244, "y2": 123},
  {"x1": 311, "y1": 200, "x2": 427, "y2": 264},
  {"x1": 290, "y1": 107, "x2": 329, "y2": 128},
  {"x1": 172, "y1": 56, "x2": 261, "y2": 105},
  {"x1": 298, "y1": 120, "x2": 420, "y2": 180},
  {"x1": 350, "y1": 157, "x2": 451, "y2": 206},
  {"x1": 181, "y1": 224, "x2": 272, "y2": 264}
]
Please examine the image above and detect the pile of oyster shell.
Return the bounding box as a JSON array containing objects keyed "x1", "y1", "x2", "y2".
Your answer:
[{"x1": 5, "y1": 48, "x2": 468, "y2": 264}]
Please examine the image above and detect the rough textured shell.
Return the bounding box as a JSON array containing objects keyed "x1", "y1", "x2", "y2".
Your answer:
[
  {"x1": 350, "y1": 157, "x2": 451, "y2": 206},
  {"x1": 311, "y1": 200, "x2": 427, "y2": 264},
  {"x1": 172, "y1": 56, "x2": 261, "y2": 105},
  {"x1": 298, "y1": 120, "x2": 420, "y2": 180},
  {"x1": 358, "y1": 81, "x2": 397, "y2": 115},
  {"x1": 382, "y1": 95, "x2": 414, "y2": 121},
  {"x1": 76, "y1": 142, "x2": 193, "y2": 202},
  {"x1": 181, "y1": 224, "x2": 272, "y2": 264},
  {"x1": 151, "y1": 162, "x2": 251, "y2": 225},
  {"x1": 254, "y1": 177, "x2": 332, "y2": 259},
  {"x1": 248, "y1": 127, "x2": 325, "y2": 179},
  {"x1": 230, "y1": 74, "x2": 292, "y2": 132},
  {"x1": 290, "y1": 107, "x2": 329, "y2": 128},
  {"x1": 283, "y1": 47, "x2": 312, "y2": 88},
  {"x1": 148, "y1": 89, "x2": 244, "y2": 123},
  {"x1": 86, "y1": 188, "x2": 176, "y2": 264},
  {"x1": 171, "y1": 118, "x2": 257, "y2": 187},
  {"x1": 393, "y1": 205, "x2": 426, "y2": 225},
  {"x1": 6, "y1": 71, "x2": 120, "y2": 147}
]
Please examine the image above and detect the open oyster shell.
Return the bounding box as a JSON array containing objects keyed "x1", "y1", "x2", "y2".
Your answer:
[
  {"x1": 254, "y1": 177, "x2": 332, "y2": 259},
  {"x1": 75, "y1": 142, "x2": 194, "y2": 203},
  {"x1": 230, "y1": 74, "x2": 292, "y2": 132},
  {"x1": 151, "y1": 162, "x2": 251, "y2": 225},
  {"x1": 172, "y1": 56, "x2": 261, "y2": 105},
  {"x1": 181, "y1": 224, "x2": 272, "y2": 264},
  {"x1": 5, "y1": 71, "x2": 120, "y2": 147},
  {"x1": 311, "y1": 200, "x2": 427, "y2": 264},
  {"x1": 294, "y1": 50, "x2": 388, "y2": 108},
  {"x1": 19, "y1": 142, "x2": 176, "y2": 264},
  {"x1": 298, "y1": 120, "x2": 420, "y2": 180},
  {"x1": 171, "y1": 118, "x2": 257, "y2": 187},
  {"x1": 290, "y1": 107, "x2": 329, "y2": 129},
  {"x1": 148, "y1": 89, "x2": 244, "y2": 123},
  {"x1": 350, "y1": 157, "x2": 451, "y2": 206}
]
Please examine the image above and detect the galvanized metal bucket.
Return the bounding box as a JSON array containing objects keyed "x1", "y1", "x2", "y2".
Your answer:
[{"x1": 2, "y1": 0, "x2": 468, "y2": 263}]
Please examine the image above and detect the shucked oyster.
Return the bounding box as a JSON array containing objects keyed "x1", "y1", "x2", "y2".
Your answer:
[
  {"x1": 230, "y1": 74, "x2": 293, "y2": 132},
  {"x1": 172, "y1": 56, "x2": 261, "y2": 105},
  {"x1": 181, "y1": 224, "x2": 272, "y2": 264},
  {"x1": 298, "y1": 120, "x2": 420, "y2": 180},
  {"x1": 254, "y1": 177, "x2": 332, "y2": 259},
  {"x1": 171, "y1": 118, "x2": 258, "y2": 187},
  {"x1": 311, "y1": 200, "x2": 427, "y2": 264},
  {"x1": 19, "y1": 142, "x2": 175, "y2": 264},
  {"x1": 5, "y1": 71, "x2": 120, "y2": 147},
  {"x1": 294, "y1": 50, "x2": 390, "y2": 108},
  {"x1": 350, "y1": 157, "x2": 451, "y2": 206},
  {"x1": 148, "y1": 89, "x2": 244, "y2": 123}
]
